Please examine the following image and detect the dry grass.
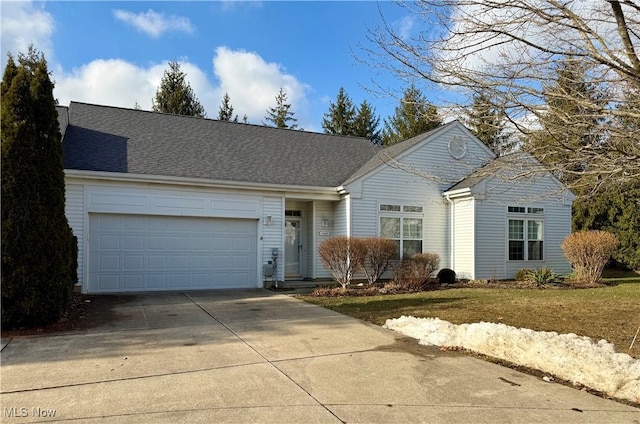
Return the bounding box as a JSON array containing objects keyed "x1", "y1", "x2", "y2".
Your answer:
[{"x1": 300, "y1": 270, "x2": 640, "y2": 358}]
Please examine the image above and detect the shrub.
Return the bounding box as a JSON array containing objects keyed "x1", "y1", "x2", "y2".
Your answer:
[
  {"x1": 562, "y1": 230, "x2": 619, "y2": 285},
  {"x1": 391, "y1": 259, "x2": 424, "y2": 291},
  {"x1": 358, "y1": 237, "x2": 397, "y2": 285},
  {"x1": 524, "y1": 267, "x2": 557, "y2": 287},
  {"x1": 412, "y1": 253, "x2": 440, "y2": 279},
  {"x1": 391, "y1": 252, "x2": 440, "y2": 291},
  {"x1": 1, "y1": 49, "x2": 77, "y2": 329},
  {"x1": 318, "y1": 236, "x2": 364, "y2": 289},
  {"x1": 437, "y1": 268, "x2": 457, "y2": 284},
  {"x1": 515, "y1": 268, "x2": 533, "y2": 281}
]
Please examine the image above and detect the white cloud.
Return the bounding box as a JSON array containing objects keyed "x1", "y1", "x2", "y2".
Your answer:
[
  {"x1": 396, "y1": 15, "x2": 415, "y2": 41},
  {"x1": 113, "y1": 9, "x2": 194, "y2": 38},
  {"x1": 211, "y1": 46, "x2": 311, "y2": 125},
  {"x1": 0, "y1": 1, "x2": 54, "y2": 65},
  {"x1": 54, "y1": 59, "x2": 216, "y2": 113},
  {"x1": 53, "y1": 48, "x2": 313, "y2": 128}
]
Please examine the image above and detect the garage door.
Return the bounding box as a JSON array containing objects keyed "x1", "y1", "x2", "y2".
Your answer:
[{"x1": 89, "y1": 214, "x2": 258, "y2": 293}]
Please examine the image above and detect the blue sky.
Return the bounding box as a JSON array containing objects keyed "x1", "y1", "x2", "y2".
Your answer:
[{"x1": 1, "y1": 1, "x2": 430, "y2": 132}]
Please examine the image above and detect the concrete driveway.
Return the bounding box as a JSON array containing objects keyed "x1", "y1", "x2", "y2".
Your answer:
[{"x1": 1, "y1": 290, "x2": 637, "y2": 423}]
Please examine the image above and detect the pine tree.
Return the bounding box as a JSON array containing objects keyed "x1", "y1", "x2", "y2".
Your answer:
[
  {"x1": 465, "y1": 92, "x2": 508, "y2": 154},
  {"x1": 381, "y1": 84, "x2": 442, "y2": 145},
  {"x1": 525, "y1": 58, "x2": 606, "y2": 189},
  {"x1": 353, "y1": 100, "x2": 381, "y2": 144},
  {"x1": 217, "y1": 92, "x2": 238, "y2": 122},
  {"x1": 263, "y1": 87, "x2": 298, "y2": 129},
  {"x1": 322, "y1": 87, "x2": 356, "y2": 135},
  {"x1": 1, "y1": 47, "x2": 77, "y2": 328},
  {"x1": 152, "y1": 60, "x2": 205, "y2": 117}
]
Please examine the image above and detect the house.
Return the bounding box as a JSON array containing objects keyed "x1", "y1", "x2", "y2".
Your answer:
[{"x1": 59, "y1": 101, "x2": 574, "y2": 293}]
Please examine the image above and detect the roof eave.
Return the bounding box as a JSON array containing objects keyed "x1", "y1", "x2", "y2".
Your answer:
[
  {"x1": 64, "y1": 169, "x2": 343, "y2": 196},
  {"x1": 442, "y1": 187, "x2": 473, "y2": 199}
]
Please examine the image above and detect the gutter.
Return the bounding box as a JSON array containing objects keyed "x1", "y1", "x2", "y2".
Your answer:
[{"x1": 64, "y1": 169, "x2": 343, "y2": 196}]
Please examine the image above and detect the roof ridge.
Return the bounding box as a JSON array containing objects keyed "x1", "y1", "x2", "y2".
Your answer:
[{"x1": 69, "y1": 101, "x2": 371, "y2": 142}]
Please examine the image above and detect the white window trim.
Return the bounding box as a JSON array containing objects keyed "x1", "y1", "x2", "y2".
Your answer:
[
  {"x1": 506, "y1": 206, "x2": 545, "y2": 262},
  {"x1": 378, "y1": 202, "x2": 425, "y2": 258}
]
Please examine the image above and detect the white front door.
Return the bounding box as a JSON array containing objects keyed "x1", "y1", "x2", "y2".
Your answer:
[{"x1": 285, "y1": 218, "x2": 302, "y2": 277}]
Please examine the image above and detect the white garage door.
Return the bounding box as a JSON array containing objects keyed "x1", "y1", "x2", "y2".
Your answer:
[{"x1": 89, "y1": 214, "x2": 258, "y2": 293}]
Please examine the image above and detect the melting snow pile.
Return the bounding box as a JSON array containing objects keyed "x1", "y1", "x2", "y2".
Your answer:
[{"x1": 384, "y1": 316, "x2": 640, "y2": 403}]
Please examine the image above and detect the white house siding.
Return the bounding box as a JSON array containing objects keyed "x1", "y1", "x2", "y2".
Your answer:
[
  {"x1": 263, "y1": 195, "x2": 284, "y2": 282},
  {"x1": 333, "y1": 197, "x2": 350, "y2": 237},
  {"x1": 346, "y1": 125, "x2": 494, "y2": 267},
  {"x1": 313, "y1": 200, "x2": 335, "y2": 279},
  {"x1": 474, "y1": 175, "x2": 572, "y2": 279},
  {"x1": 65, "y1": 183, "x2": 84, "y2": 286},
  {"x1": 452, "y1": 198, "x2": 475, "y2": 279},
  {"x1": 64, "y1": 177, "x2": 288, "y2": 291}
]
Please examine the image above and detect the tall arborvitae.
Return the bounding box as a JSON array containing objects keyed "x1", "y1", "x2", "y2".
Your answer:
[
  {"x1": 1, "y1": 47, "x2": 77, "y2": 328},
  {"x1": 381, "y1": 84, "x2": 442, "y2": 145}
]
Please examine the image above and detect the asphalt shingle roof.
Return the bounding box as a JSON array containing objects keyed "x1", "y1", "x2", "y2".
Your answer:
[{"x1": 62, "y1": 102, "x2": 378, "y2": 188}]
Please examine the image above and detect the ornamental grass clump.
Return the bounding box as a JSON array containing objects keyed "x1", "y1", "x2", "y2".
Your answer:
[{"x1": 562, "y1": 231, "x2": 618, "y2": 286}]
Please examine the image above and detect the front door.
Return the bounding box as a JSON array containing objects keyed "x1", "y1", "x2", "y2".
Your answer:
[{"x1": 285, "y1": 218, "x2": 302, "y2": 277}]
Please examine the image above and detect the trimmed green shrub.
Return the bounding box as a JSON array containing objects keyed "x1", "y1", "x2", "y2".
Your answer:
[{"x1": 562, "y1": 230, "x2": 619, "y2": 285}]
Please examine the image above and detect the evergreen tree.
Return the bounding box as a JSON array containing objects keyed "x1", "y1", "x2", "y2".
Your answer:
[
  {"x1": 322, "y1": 87, "x2": 356, "y2": 135},
  {"x1": 465, "y1": 92, "x2": 508, "y2": 154},
  {"x1": 381, "y1": 84, "x2": 442, "y2": 145},
  {"x1": 263, "y1": 87, "x2": 298, "y2": 129},
  {"x1": 573, "y1": 178, "x2": 640, "y2": 270},
  {"x1": 525, "y1": 58, "x2": 605, "y2": 188},
  {"x1": 1, "y1": 47, "x2": 77, "y2": 328},
  {"x1": 242, "y1": 114, "x2": 249, "y2": 124},
  {"x1": 152, "y1": 60, "x2": 205, "y2": 117},
  {"x1": 217, "y1": 92, "x2": 238, "y2": 122},
  {"x1": 353, "y1": 100, "x2": 381, "y2": 144}
]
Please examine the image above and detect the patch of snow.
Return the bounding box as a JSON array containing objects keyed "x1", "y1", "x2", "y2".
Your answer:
[{"x1": 384, "y1": 316, "x2": 640, "y2": 404}]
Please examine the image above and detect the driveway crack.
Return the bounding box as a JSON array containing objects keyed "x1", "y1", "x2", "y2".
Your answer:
[{"x1": 184, "y1": 293, "x2": 347, "y2": 424}]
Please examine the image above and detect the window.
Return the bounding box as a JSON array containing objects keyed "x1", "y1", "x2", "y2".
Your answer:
[
  {"x1": 380, "y1": 204, "x2": 401, "y2": 212},
  {"x1": 508, "y1": 206, "x2": 544, "y2": 261},
  {"x1": 403, "y1": 205, "x2": 423, "y2": 213},
  {"x1": 379, "y1": 203, "x2": 423, "y2": 258}
]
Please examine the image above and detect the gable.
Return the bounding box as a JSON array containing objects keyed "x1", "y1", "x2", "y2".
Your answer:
[{"x1": 343, "y1": 121, "x2": 496, "y2": 192}]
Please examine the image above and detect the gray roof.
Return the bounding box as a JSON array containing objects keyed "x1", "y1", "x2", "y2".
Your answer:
[{"x1": 62, "y1": 102, "x2": 377, "y2": 187}]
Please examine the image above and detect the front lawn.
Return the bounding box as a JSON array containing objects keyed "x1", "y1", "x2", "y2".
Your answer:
[{"x1": 300, "y1": 271, "x2": 640, "y2": 359}]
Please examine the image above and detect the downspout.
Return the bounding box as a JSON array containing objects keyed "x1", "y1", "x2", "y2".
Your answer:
[{"x1": 444, "y1": 194, "x2": 454, "y2": 271}]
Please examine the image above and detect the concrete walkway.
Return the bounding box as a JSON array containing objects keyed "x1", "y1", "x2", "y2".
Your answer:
[{"x1": 1, "y1": 290, "x2": 637, "y2": 423}]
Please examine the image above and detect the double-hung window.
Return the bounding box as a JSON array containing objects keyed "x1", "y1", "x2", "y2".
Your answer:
[
  {"x1": 508, "y1": 206, "x2": 544, "y2": 261},
  {"x1": 379, "y1": 204, "x2": 423, "y2": 258}
]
